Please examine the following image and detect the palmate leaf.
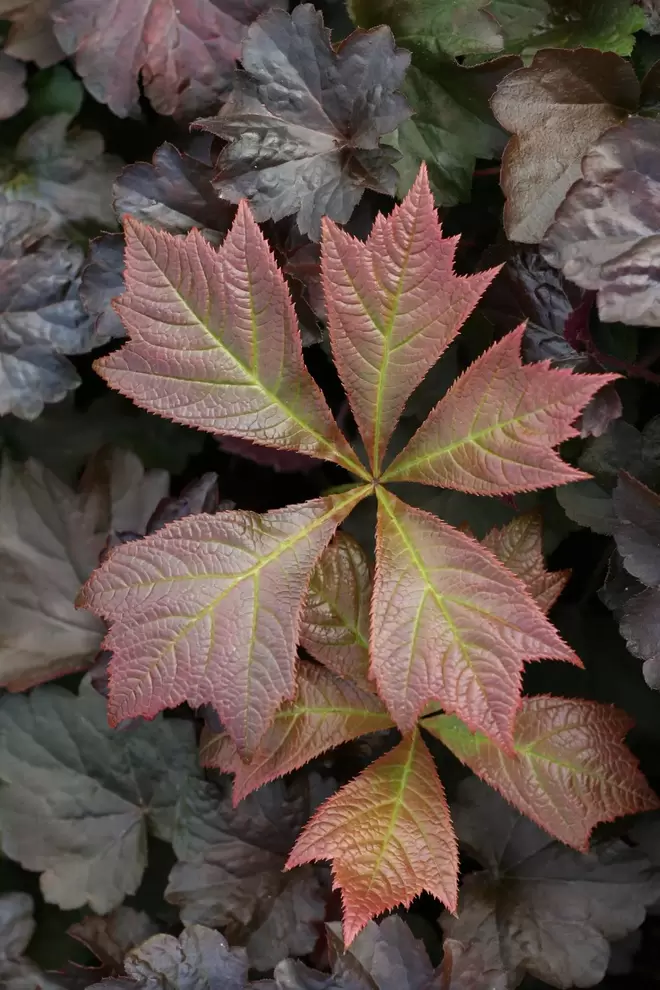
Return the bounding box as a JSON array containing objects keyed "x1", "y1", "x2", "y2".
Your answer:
[
  {"x1": 372, "y1": 490, "x2": 577, "y2": 748},
  {"x1": 200, "y1": 661, "x2": 393, "y2": 802},
  {"x1": 324, "y1": 165, "x2": 496, "y2": 474},
  {"x1": 426, "y1": 697, "x2": 659, "y2": 849},
  {"x1": 79, "y1": 489, "x2": 366, "y2": 756},
  {"x1": 287, "y1": 729, "x2": 458, "y2": 944},
  {"x1": 95, "y1": 210, "x2": 364, "y2": 478},
  {"x1": 382, "y1": 327, "x2": 616, "y2": 493}
]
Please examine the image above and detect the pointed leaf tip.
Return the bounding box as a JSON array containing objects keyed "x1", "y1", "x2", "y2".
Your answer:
[
  {"x1": 323, "y1": 167, "x2": 497, "y2": 474},
  {"x1": 372, "y1": 491, "x2": 578, "y2": 749},
  {"x1": 79, "y1": 491, "x2": 365, "y2": 756},
  {"x1": 97, "y1": 209, "x2": 364, "y2": 477},
  {"x1": 286, "y1": 732, "x2": 458, "y2": 942},
  {"x1": 383, "y1": 326, "x2": 617, "y2": 493}
]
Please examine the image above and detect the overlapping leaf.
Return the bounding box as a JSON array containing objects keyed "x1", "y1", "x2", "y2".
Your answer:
[
  {"x1": 80, "y1": 490, "x2": 365, "y2": 755},
  {"x1": 371, "y1": 491, "x2": 577, "y2": 747},
  {"x1": 166, "y1": 775, "x2": 331, "y2": 969},
  {"x1": 0, "y1": 892, "x2": 63, "y2": 990},
  {"x1": 482, "y1": 513, "x2": 570, "y2": 612},
  {"x1": 443, "y1": 778, "x2": 660, "y2": 988},
  {"x1": 50, "y1": 0, "x2": 282, "y2": 119},
  {"x1": 287, "y1": 731, "x2": 458, "y2": 944},
  {"x1": 543, "y1": 116, "x2": 660, "y2": 327},
  {"x1": 425, "y1": 696, "x2": 659, "y2": 849},
  {"x1": 95, "y1": 208, "x2": 363, "y2": 474},
  {"x1": 324, "y1": 165, "x2": 496, "y2": 473},
  {"x1": 201, "y1": 661, "x2": 393, "y2": 801},
  {"x1": 382, "y1": 327, "x2": 615, "y2": 493},
  {"x1": 0, "y1": 682, "x2": 201, "y2": 913},
  {"x1": 0, "y1": 1, "x2": 62, "y2": 68},
  {"x1": 0, "y1": 449, "x2": 168, "y2": 691},
  {"x1": 489, "y1": 0, "x2": 645, "y2": 56},
  {"x1": 0, "y1": 196, "x2": 93, "y2": 419},
  {"x1": 196, "y1": 4, "x2": 411, "y2": 240},
  {"x1": 300, "y1": 533, "x2": 372, "y2": 684},
  {"x1": 492, "y1": 48, "x2": 639, "y2": 243}
]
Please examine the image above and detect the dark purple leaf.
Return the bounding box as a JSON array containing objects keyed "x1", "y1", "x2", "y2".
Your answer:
[
  {"x1": 543, "y1": 116, "x2": 660, "y2": 326},
  {"x1": 113, "y1": 143, "x2": 236, "y2": 241},
  {"x1": 79, "y1": 234, "x2": 125, "y2": 344},
  {"x1": 50, "y1": 0, "x2": 284, "y2": 119},
  {"x1": 580, "y1": 383, "x2": 623, "y2": 438},
  {"x1": 68, "y1": 907, "x2": 157, "y2": 969},
  {"x1": 196, "y1": 4, "x2": 411, "y2": 239},
  {"x1": 146, "y1": 473, "x2": 221, "y2": 533},
  {"x1": 165, "y1": 775, "x2": 333, "y2": 970},
  {"x1": 613, "y1": 472, "x2": 660, "y2": 586}
]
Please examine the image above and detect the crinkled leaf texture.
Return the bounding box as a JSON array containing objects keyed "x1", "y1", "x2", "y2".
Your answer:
[
  {"x1": 426, "y1": 696, "x2": 659, "y2": 850},
  {"x1": 196, "y1": 4, "x2": 411, "y2": 240},
  {"x1": 372, "y1": 490, "x2": 578, "y2": 748},
  {"x1": 482, "y1": 513, "x2": 570, "y2": 613},
  {"x1": 95, "y1": 209, "x2": 363, "y2": 476},
  {"x1": 382, "y1": 326, "x2": 616, "y2": 493},
  {"x1": 80, "y1": 490, "x2": 365, "y2": 756},
  {"x1": 543, "y1": 116, "x2": 660, "y2": 327},
  {"x1": 50, "y1": 0, "x2": 282, "y2": 119},
  {"x1": 166, "y1": 774, "x2": 332, "y2": 970},
  {"x1": 200, "y1": 660, "x2": 394, "y2": 801},
  {"x1": 323, "y1": 164, "x2": 496, "y2": 473},
  {"x1": 287, "y1": 730, "x2": 458, "y2": 945},
  {"x1": 0, "y1": 682, "x2": 200, "y2": 913},
  {"x1": 86, "y1": 925, "x2": 250, "y2": 990},
  {"x1": 443, "y1": 778, "x2": 660, "y2": 988},
  {"x1": 299, "y1": 533, "x2": 372, "y2": 684},
  {"x1": 0, "y1": 891, "x2": 63, "y2": 990},
  {"x1": 79, "y1": 166, "x2": 638, "y2": 940}
]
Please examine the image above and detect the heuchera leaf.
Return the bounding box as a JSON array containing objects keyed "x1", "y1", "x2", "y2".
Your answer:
[
  {"x1": 50, "y1": 0, "x2": 281, "y2": 119},
  {"x1": 166, "y1": 775, "x2": 331, "y2": 970},
  {"x1": 491, "y1": 48, "x2": 639, "y2": 243},
  {"x1": 372, "y1": 490, "x2": 578, "y2": 747},
  {"x1": 95, "y1": 210, "x2": 365, "y2": 477},
  {"x1": 79, "y1": 490, "x2": 366, "y2": 756},
  {"x1": 0, "y1": 682, "x2": 200, "y2": 913},
  {"x1": 382, "y1": 326, "x2": 616, "y2": 493},
  {"x1": 444, "y1": 778, "x2": 660, "y2": 989},
  {"x1": 542, "y1": 117, "x2": 660, "y2": 327},
  {"x1": 287, "y1": 730, "x2": 458, "y2": 945},
  {"x1": 196, "y1": 4, "x2": 411, "y2": 240},
  {"x1": 200, "y1": 661, "x2": 394, "y2": 802},
  {"x1": 299, "y1": 533, "x2": 372, "y2": 685},
  {"x1": 425, "y1": 696, "x2": 659, "y2": 850},
  {"x1": 482, "y1": 513, "x2": 570, "y2": 613},
  {"x1": 324, "y1": 165, "x2": 496, "y2": 474}
]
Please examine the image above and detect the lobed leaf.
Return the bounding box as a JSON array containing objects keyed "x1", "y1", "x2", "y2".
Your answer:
[
  {"x1": 0, "y1": 683, "x2": 200, "y2": 914},
  {"x1": 196, "y1": 5, "x2": 411, "y2": 240},
  {"x1": 50, "y1": 0, "x2": 281, "y2": 119},
  {"x1": 166, "y1": 775, "x2": 331, "y2": 970},
  {"x1": 287, "y1": 730, "x2": 458, "y2": 944},
  {"x1": 372, "y1": 490, "x2": 578, "y2": 749},
  {"x1": 300, "y1": 533, "x2": 373, "y2": 685},
  {"x1": 491, "y1": 48, "x2": 639, "y2": 243},
  {"x1": 96, "y1": 210, "x2": 364, "y2": 476},
  {"x1": 425, "y1": 696, "x2": 659, "y2": 850},
  {"x1": 444, "y1": 778, "x2": 660, "y2": 988},
  {"x1": 482, "y1": 513, "x2": 570, "y2": 613},
  {"x1": 324, "y1": 165, "x2": 496, "y2": 475},
  {"x1": 542, "y1": 116, "x2": 660, "y2": 327},
  {"x1": 613, "y1": 472, "x2": 660, "y2": 588},
  {"x1": 79, "y1": 489, "x2": 366, "y2": 756},
  {"x1": 201, "y1": 661, "x2": 394, "y2": 802},
  {"x1": 382, "y1": 327, "x2": 616, "y2": 494}
]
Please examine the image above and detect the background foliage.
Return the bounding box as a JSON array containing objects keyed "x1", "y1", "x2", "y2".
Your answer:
[{"x1": 2, "y1": 0, "x2": 660, "y2": 988}]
